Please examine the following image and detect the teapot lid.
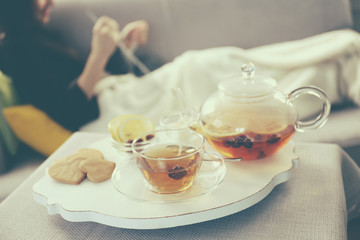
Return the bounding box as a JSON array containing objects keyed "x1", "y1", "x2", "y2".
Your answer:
[{"x1": 219, "y1": 63, "x2": 277, "y2": 98}]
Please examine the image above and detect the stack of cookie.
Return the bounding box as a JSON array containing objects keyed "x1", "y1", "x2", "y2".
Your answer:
[{"x1": 48, "y1": 148, "x2": 115, "y2": 185}]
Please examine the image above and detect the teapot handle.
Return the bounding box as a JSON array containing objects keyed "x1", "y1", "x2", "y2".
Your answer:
[{"x1": 288, "y1": 86, "x2": 331, "y2": 132}]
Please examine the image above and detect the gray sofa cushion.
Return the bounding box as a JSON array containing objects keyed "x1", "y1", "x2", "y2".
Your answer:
[
  {"x1": 49, "y1": 0, "x2": 353, "y2": 67},
  {"x1": 294, "y1": 106, "x2": 360, "y2": 148}
]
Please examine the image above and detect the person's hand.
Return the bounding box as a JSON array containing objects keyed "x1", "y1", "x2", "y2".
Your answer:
[
  {"x1": 121, "y1": 20, "x2": 149, "y2": 50},
  {"x1": 77, "y1": 16, "x2": 122, "y2": 99},
  {"x1": 91, "y1": 16, "x2": 122, "y2": 60}
]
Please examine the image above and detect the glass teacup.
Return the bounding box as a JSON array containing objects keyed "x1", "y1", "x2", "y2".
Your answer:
[{"x1": 132, "y1": 128, "x2": 225, "y2": 194}]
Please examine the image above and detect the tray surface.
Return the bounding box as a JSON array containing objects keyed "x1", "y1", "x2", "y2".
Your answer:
[{"x1": 33, "y1": 138, "x2": 298, "y2": 229}]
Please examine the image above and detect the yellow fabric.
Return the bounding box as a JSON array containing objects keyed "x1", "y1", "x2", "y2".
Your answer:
[
  {"x1": 0, "y1": 71, "x2": 20, "y2": 155},
  {"x1": 2, "y1": 105, "x2": 73, "y2": 156}
]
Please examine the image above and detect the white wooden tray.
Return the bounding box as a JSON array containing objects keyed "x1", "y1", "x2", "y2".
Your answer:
[{"x1": 33, "y1": 139, "x2": 298, "y2": 229}]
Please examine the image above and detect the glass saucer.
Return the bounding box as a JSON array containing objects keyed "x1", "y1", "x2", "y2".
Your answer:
[{"x1": 111, "y1": 158, "x2": 226, "y2": 203}]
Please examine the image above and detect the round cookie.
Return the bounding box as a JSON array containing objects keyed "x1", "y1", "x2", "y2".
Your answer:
[
  {"x1": 79, "y1": 158, "x2": 116, "y2": 183},
  {"x1": 48, "y1": 155, "x2": 86, "y2": 185}
]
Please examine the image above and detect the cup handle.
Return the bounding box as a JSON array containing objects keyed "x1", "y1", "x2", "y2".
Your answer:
[
  {"x1": 202, "y1": 152, "x2": 223, "y2": 162},
  {"x1": 200, "y1": 152, "x2": 226, "y2": 184},
  {"x1": 288, "y1": 86, "x2": 331, "y2": 132}
]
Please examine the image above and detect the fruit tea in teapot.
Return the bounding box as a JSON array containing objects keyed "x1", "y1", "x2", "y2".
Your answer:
[
  {"x1": 199, "y1": 63, "x2": 331, "y2": 160},
  {"x1": 201, "y1": 110, "x2": 296, "y2": 160}
]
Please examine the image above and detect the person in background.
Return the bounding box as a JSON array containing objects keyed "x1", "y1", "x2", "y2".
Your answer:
[{"x1": 0, "y1": 0, "x2": 148, "y2": 131}]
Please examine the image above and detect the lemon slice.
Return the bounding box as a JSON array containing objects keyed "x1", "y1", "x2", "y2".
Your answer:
[
  {"x1": 117, "y1": 115, "x2": 155, "y2": 143},
  {"x1": 252, "y1": 121, "x2": 288, "y2": 134},
  {"x1": 201, "y1": 114, "x2": 249, "y2": 138},
  {"x1": 108, "y1": 115, "x2": 132, "y2": 142},
  {"x1": 248, "y1": 115, "x2": 288, "y2": 134},
  {"x1": 201, "y1": 112, "x2": 288, "y2": 138}
]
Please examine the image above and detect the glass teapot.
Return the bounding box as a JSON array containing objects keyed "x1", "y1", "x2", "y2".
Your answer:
[{"x1": 198, "y1": 63, "x2": 331, "y2": 160}]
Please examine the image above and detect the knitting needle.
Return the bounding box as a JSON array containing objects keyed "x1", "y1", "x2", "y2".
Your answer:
[{"x1": 86, "y1": 10, "x2": 151, "y2": 75}]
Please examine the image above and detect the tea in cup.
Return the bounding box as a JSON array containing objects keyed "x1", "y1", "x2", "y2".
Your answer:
[{"x1": 132, "y1": 128, "x2": 224, "y2": 194}]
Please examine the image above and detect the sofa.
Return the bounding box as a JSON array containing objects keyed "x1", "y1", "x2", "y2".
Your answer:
[{"x1": 1, "y1": 0, "x2": 359, "y2": 201}]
